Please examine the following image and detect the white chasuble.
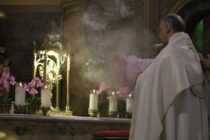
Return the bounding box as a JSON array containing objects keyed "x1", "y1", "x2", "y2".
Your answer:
[{"x1": 129, "y1": 32, "x2": 208, "y2": 140}]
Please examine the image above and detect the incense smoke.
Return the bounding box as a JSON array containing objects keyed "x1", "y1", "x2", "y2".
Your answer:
[{"x1": 75, "y1": 0, "x2": 158, "y2": 90}]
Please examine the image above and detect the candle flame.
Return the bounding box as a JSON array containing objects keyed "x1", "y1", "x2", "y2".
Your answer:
[
  {"x1": 93, "y1": 89, "x2": 96, "y2": 94},
  {"x1": 17, "y1": 82, "x2": 23, "y2": 87},
  {"x1": 111, "y1": 91, "x2": 115, "y2": 95},
  {"x1": 44, "y1": 84, "x2": 48, "y2": 89}
]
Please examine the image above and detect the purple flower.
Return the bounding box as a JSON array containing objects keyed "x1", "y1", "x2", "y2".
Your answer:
[
  {"x1": 25, "y1": 77, "x2": 43, "y2": 95},
  {"x1": 0, "y1": 68, "x2": 16, "y2": 93},
  {"x1": 1, "y1": 70, "x2": 10, "y2": 78},
  {"x1": 30, "y1": 88, "x2": 38, "y2": 95},
  {"x1": 116, "y1": 86, "x2": 131, "y2": 97},
  {"x1": 9, "y1": 76, "x2": 16, "y2": 86},
  {"x1": 24, "y1": 83, "x2": 28, "y2": 90},
  {"x1": 96, "y1": 82, "x2": 110, "y2": 94},
  {"x1": 3, "y1": 81, "x2": 9, "y2": 93},
  {"x1": 0, "y1": 77, "x2": 3, "y2": 85},
  {"x1": 30, "y1": 79, "x2": 36, "y2": 87}
]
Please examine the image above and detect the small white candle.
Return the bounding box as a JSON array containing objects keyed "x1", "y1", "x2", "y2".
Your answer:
[
  {"x1": 88, "y1": 89, "x2": 98, "y2": 111},
  {"x1": 15, "y1": 83, "x2": 26, "y2": 105},
  {"x1": 109, "y1": 91, "x2": 118, "y2": 112},
  {"x1": 41, "y1": 89, "x2": 52, "y2": 107},
  {"x1": 126, "y1": 94, "x2": 134, "y2": 113}
]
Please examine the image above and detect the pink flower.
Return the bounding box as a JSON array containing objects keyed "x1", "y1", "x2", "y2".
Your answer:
[
  {"x1": 0, "y1": 68, "x2": 16, "y2": 93},
  {"x1": 30, "y1": 88, "x2": 38, "y2": 95},
  {"x1": 36, "y1": 78, "x2": 43, "y2": 87},
  {"x1": 25, "y1": 77, "x2": 43, "y2": 95},
  {"x1": 116, "y1": 86, "x2": 131, "y2": 97},
  {"x1": 96, "y1": 82, "x2": 110, "y2": 94},
  {"x1": 3, "y1": 80, "x2": 9, "y2": 93},
  {"x1": 24, "y1": 83, "x2": 29, "y2": 91},
  {"x1": 9, "y1": 76, "x2": 16, "y2": 86},
  {"x1": 0, "y1": 78, "x2": 3, "y2": 85},
  {"x1": 30, "y1": 79, "x2": 36, "y2": 87},
  {"x1": 1, "y1": 69, "x2": 10, "y2": 78}
]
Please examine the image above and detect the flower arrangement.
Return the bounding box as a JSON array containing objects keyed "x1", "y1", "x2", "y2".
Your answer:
[
  {"x1": 0, "y1": 68, "x2": 16, "y2": 93},
  {"x1": 0, "y1": 67, "x2": 16, "y2": 105},
  {"x1": 25, "y1": 77, "x2": 43, "y2": 111},
  {"x1": 96, "y1": 82, "x2": 131, "y2": 117},
  {"x1": 24, "y1": 77, "x2": 43, "y2": 95},
  {"x1": 96, "y1": 82, "x2": 109, "y2": 117}
]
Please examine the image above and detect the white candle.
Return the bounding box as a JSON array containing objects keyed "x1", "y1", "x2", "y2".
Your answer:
[
  {"x1": 126, "y1": 94, "x2": 134, "y2": 113},
  {"x1": 15, "y1": 83, "x2": 26, "y2": 105},
  {"x1": 109, "y1": 92, "x2": 118, "y2": 112},
  {"x1": 41, "y1": 89, "x2": 52, "y2": 107},
  {"x1": 88, "y1": 89, "x2": 98, "y2": 111}
]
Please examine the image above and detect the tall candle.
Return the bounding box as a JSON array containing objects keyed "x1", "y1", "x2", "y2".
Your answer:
[
  {"x1": 109, "y1": 92, "x2": 118, "y2": 112},
  {"x1": 15, "y1": 83, "x2": 25, "y2": 105},
  {"x1": 126, "y1": 94, "x2": 134, "y2": 113},
  {"x1": 88, "y1": 89, "x2": 98, "y2": 111},
  {"x1": 41, "y1": 89, "x2": 52, "y2": 107}
]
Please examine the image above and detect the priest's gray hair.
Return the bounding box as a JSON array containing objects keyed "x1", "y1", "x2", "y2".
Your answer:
[{"x1": 162, "y1": 14, "x2": 185, "y2": 32}]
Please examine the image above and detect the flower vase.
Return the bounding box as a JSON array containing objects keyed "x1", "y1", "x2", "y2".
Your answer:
[
  {"x1": 98, "y1": 92, "x2": 108, "y2": 117},
  {"x1": 27, "y1": 106, "x2": 37, "y2": 114},
  {"x1": 26, "y1": 95, "x2": 41, "y2": 115},
  {"x1": 118, "y1": 99, "x2": 126, "y2": 118}
]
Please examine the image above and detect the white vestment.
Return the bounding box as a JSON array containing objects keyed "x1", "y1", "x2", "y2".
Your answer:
[{"x1": 129, "y1": 32, "x2": 209, "y2": 140}]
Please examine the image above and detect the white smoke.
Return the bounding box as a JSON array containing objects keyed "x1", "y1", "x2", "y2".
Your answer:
[
  {"x1": 82, "y1": 13, "x2": 107, "y2": 31},
  {"x1": 78, "y1": 0, "x2": 155, "y2": 88}
]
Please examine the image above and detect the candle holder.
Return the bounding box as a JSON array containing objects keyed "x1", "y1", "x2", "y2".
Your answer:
[
  {"x1": 88, "y1": 109, "x2": 98, "y2": 117},
  {"x1": 9, "y1": 101, "x2": 15, "y2": 114},
  {"x1": 125, "y1": 112, "x2": 132, "y2": 118},
  {"x1": 40, "y1": 106, "x2": 50, "y2": 116},
  {"x1": 108, "y1": 111, "x2": 118, "y2": 118},
  {"x1": 15, "y1": 105, "x2": 27, "y2": 114}
]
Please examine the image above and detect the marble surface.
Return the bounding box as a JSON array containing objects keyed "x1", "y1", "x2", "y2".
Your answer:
[
  {"x1": 0, "y1": 114, "x2": 131, "y2": 140},
  {"x1": 0, "y1": 114, "x2": 131, "y2": 123}
]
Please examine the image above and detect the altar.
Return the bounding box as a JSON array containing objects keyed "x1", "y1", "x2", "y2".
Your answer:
[{"x1": 0, "y1": 114, "x2": 131, "y2": 140}]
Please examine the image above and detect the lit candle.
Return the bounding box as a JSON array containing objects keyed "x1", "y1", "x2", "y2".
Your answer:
[
  {"x1": 126, "y1": 94, "x2": 134, "y2": 113},
  {"x1": 41, "y1": 85, "x2": 52, "y2": 107},
  {"x1": 88, "y1": 89, "x2": 98, "y2": 111},
  {"x1": 109, "y1": 91, "x2": 118, "y2": 112},
  {"x1": 15, "y1": 82, "x2": 26, "y2": 105}
]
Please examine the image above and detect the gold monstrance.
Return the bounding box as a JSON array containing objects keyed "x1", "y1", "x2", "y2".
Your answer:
[{"x1": 33, "y1": 32, "x2": 72, "y2": 115}]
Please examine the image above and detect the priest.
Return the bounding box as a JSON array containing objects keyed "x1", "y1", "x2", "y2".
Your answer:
[{"x1": 129, "y1": 14, "x2": 208, "y2": 140}]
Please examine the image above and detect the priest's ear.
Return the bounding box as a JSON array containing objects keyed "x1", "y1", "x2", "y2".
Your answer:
[{"x1": 165, "y1": 23, "x2": 171, "y2": 34}]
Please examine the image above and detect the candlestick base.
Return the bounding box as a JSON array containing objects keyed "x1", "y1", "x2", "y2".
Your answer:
[
  {"x1": 15, "y1": 105, "x2": 27, "y2": 114},
  {"x1": 88, "y1": 109, "x2": 98, "y2": 117},
  {"x1": 61, "y1": 110, "x2": 73, "y2": 116},
  {"x1": 108, "y1": 111, "x2": 118, "y2": 118},
  {"x1": 125, "y1": 112, "x2": 132, "y2": 118},
  {"x1": 40, "y1": 106, "x2": 50, "y2": 116}
]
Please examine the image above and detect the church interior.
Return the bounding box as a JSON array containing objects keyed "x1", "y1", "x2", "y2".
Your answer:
[{"x1": 0, "y1": 0, "x2": 209, "y2": 140}]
